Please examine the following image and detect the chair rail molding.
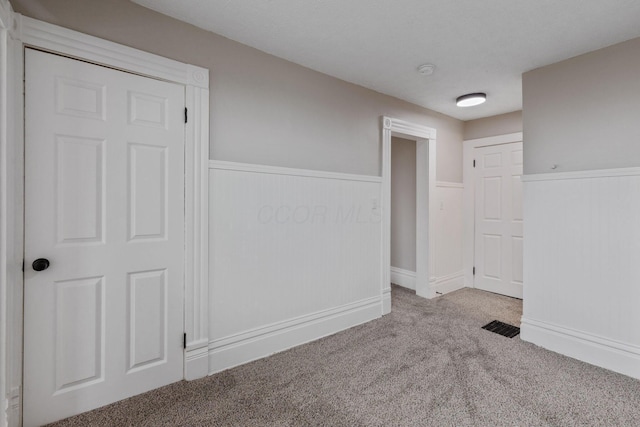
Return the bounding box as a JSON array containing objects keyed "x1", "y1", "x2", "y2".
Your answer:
[
  {"x1": 1, "y1": 14, "x2": 210, "y2": 426},
  {"x1": 381, "y1": 117, "x2": 437, "y2": 306}
]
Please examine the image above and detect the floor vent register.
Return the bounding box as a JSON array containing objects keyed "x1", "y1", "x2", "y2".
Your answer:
[{"x1": 481, "y1": 320, "x2": 520, "y2": 338}]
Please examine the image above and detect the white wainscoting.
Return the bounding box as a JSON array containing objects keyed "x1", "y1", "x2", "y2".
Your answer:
[
  {"x1": 390, "y1": 182, "x2": 465, "y2": 296},
  {"x1": 432, "y1": 182, "x2": 464, "y2": 295},
  {"x1": 521, "y1": 167, "x2": 640, "y2": 379},
  {"x1": 208, "y1": 161, "x2": 383, "y2": 373}
]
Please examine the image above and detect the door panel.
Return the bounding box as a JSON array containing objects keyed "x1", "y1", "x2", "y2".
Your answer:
[
  {"x1": 127, "y1": 269, "x2": 167, "y2": 371},
  {"x1": 54, "y1": 276, "x2": 105, "y2": 393},
  {"x1": 24, "y1": 49, "x2": 185, "y2": 427},
  {"x1": 482, "y1": 234, "x2": 502, "y2": 279},
  {"x1": 483, "y1": 177, "x2": 502, "y2": 220},
  {"x1": 128, "y1": 143, "x2": 168, "y2": 241},
  {"x1": 474, "y1": 142, "x2": 523, "y2": 298},
  {"x1": 56, "y1": 136, "x2": 105, "y2": 244}
]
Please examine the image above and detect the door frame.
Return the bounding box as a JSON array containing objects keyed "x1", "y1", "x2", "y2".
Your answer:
[
  {"x1": 0, "y1": 13, "x2": 210, "y2": 426},
  {"x1": 462, "y1": 132, "x2": 523, "y2": 291},
  {"x1": 381, "y1": 117, "x2": 436, "y2": 311}
]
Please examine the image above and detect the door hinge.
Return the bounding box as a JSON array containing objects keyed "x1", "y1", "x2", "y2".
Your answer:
[
  {"x1": 22, "y1": 260, "x2": 24, "y2": 272},
  {"x1": 184, "y1": 107, "x2": 188, "y2": 124},
  {"x1": 473, "y1": 266, "x2": 476, "y2": 275},
  {"x1": 183, "y1": 333, "x2": 187, "y2": 349},
  {"x1": 473, "y1": 159, "x2": 476, "y2": 168}
]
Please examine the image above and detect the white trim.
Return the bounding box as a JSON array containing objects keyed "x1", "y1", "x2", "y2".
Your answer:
[
  {"x1": 0, "y1": 0, "x2": 13, "y2": 32},
  {"x1": 0, "y1": 23, "x2": 7, "y2": 427},
  {"x1": 0, "y1": 6, "x2": 10, "y2": 427},
  {"x1": 521, "y1": 317, "x2": 640, "y2": 380},
  {"x1": 464, "y1": 132, "x2": 523, "y2": 147},
  {"x1": 184, "y1": 346, "x2": 209, "y2": 381},
  {"x1": 390, "y1": 267, "x2": 416, "y2": 290},
  {"x1": 208, "y1": 296, "x2": 382, "y2": 374},
  {"x1": 431, "y1": 271, "x2": 466, "y2": 296},
  {"x1": 390, "y1": 268, "x2": 465, "y2": 296},
  {"x1": 17, "y1": 16, "x2": 208, "y2": 89},
  {"x1": 209, "y1": 160, "x2": 382, "y2": 183},
  {"x1": 183, "y1": 84, "x2": 210, "y2": 380},
  {"x1": 390, "y1": 267, "x2": 465, "y2": 295},
  {"x1": 462, "y1": 132, "x2": 523, "y2": 290},
  {"x1": 2, "y1": 15, "x2": 210, "y2": 425},
  {"x1": 1, "y1": 5, "x2": 22, "y2": 426},
  {"x1": 436, "y1": 181, "x2": 464, "y2": 189},
  {"x1": 522, "y1": 166, "x2": 640, "y2": 182},
  {"x1": 382, "y1": 116, "x2": 437, "y2": 306},
  {"x1": 382, "y1": 287, "x2": 391, "y2": 314},
  {"x1": 382, "y1": 117, "x2": 437, "y2": 140}
]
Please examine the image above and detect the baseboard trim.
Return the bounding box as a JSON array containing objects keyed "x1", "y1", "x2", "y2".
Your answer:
[
  {"x1": 521, "y1": 317, "x2": 640, "y2": 379},
  {"x1": 432, "y1": 271, "x2": 465, "y2": 295},
  {"x1": 208, "y1": 296, "x2": 382, "y2": 374},
  {"x1": 184, "y1": 342, "x2": 209, "y2": 380},
  {"x1": 391, "y1": 268, "x2": 465, "y2": 296},
  {"x1": 436, "y1": 181, "x2": 464, "y2": 189},
  {"x1": 390, "y1": 267, "x2": 416, "y2": 290},
  {"x1": 382, "y1": 287, "x2": 391, "y2": 315}
]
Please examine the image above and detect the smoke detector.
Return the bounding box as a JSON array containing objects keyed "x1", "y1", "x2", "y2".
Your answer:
[{"x1": 417, "y1": 64, "x2": 435, "y2": 75}]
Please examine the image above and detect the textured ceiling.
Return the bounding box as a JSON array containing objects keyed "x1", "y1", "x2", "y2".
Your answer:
[{"x1": 133, "y1": 0, "x2": 640, "y2": 121}]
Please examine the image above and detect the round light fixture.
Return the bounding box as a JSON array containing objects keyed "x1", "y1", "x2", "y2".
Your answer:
[{"x1": 456, "y1": 92, "x2": 487, "y2": 107}]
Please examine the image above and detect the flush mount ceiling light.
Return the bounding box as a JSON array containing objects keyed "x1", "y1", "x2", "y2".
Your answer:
[{"x1": 456, "y1": 92, "x2": 487, "y2": 107}]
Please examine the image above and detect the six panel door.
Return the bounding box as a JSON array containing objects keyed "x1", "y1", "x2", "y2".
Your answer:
[
  {"x1": 23, "y1": 49, "x2": 185, "y2": 426},
  {"x1": 473, "y1": 142, "x2": 523, "y2": 299}
]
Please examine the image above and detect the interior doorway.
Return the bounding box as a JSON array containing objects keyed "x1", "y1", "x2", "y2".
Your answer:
[
  {"x1": 389, "y1": 137, "x2": 417, "y2": 291},
  {"x1": 381, "y1": 117, "x2": 437, "y2": 313}
]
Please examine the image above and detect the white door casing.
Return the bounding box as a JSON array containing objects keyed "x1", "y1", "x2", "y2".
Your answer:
[
  {"x1": 381, "y1": 117, "x2": 437, "y2": 307},
  {"x1": 1, "y1": 15, "x2": 209, "y2": 427},
  {"x1": 473, "y1": 142, "x2": 523, "y2": 298},
  {"x1": 23, "y1": 49, "x2": 185, "y2": 426}
]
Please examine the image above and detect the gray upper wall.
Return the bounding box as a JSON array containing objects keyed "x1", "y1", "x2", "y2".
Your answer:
[
  {"x1": 12, "y1": 0, "x2": 464, "y2": 181},
  {"x1": 464, "y1": 111, "x2": 522, "y2": 141},
  {"x1": 523, "y1": 37, "x2": 640, "y2": 175},
  {"x1": 390, "y1": 137, "x2": 417, "y2": 272}
]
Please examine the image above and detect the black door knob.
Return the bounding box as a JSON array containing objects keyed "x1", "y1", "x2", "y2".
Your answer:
[{"x1": 32, "y1": 258, "x2": 50, "y2": 271}]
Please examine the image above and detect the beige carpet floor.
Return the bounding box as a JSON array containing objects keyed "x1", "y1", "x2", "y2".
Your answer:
[{"x1": 47, "y1": 286, "x2": 640, "y2": 426}]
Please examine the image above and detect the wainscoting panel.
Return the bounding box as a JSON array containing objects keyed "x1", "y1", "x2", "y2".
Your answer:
[
  {"x1": 433, "y1": 182, "x2": 464, "y2": 295},
  {"x1": 208, "y1": 161, "x2": 382, "y2": 373},
  {"x1": 390, "y1": 182, "x2": 464, "y2": 296},
  {"x1": 521, "y1": 167, "x2": 640, "y2": 379}
]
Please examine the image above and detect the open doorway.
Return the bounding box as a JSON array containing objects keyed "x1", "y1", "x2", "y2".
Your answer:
[
  {"x1": 381, "y1": 117, "x2": 436, "y2": 314},
  {"x1": 390, "y1": 137, "x2": 417, "y2": 292}
]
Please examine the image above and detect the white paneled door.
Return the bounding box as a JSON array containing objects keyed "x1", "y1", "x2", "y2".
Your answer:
[
  {"x1": 473, "y1": 142, "x2": 523, "y2": 299},
  {"x1": 23, "y1": 49, "x2": 185, "y2": 426}
]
